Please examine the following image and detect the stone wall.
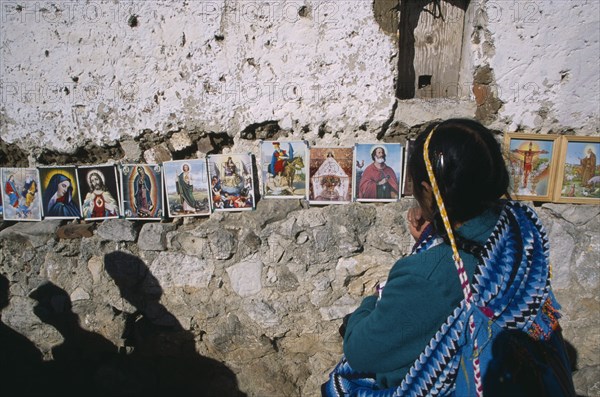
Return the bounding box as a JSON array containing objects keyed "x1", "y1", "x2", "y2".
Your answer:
[
  {"x1": 1, "y1": 200, "x2": 599, "y2": 396},
  {"x1": 1, "y1": 1, "x2": 599, "y2": 396}
]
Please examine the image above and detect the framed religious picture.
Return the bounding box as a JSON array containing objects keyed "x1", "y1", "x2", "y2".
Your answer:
[
  {"x1": 553, "y1": 135, "x2": 600, "y2": 204},
  {"x1": 162, "y1": 159, "x2": 211, "y2": 217},
  {"x1": 38, "y1": 166, "x2": 82, "y2": 219},
  {"x1": 76, "y1": 165, "x2": 121, "y2": 221},
  {"x1": 0, "y1": 177, "x2": 3, "y2": 218},
  {"x1": 308, "y1": 147, "x2": 354, "y2": 205},
  {"x1": 354, "y1": 143, "x2": 402, "y2": 202},
  {"x1": 1, "y1": 167, "x2": 42, "y2": 221},
  {"x1": 120, "y1": 164, "x2": 163, "y2": 220},
  {"x1": 402, "y1": 139, "x2": 415, "y2": 197},
  {"x1": 260, "y1": 140, "x2": 308, "y2": 199},
  {"x1": 504, "y1": 133, "x2": 560, "y2": 202},
  {"x1": 207, "y1": 153, "x2": 255, "y2": 211}
]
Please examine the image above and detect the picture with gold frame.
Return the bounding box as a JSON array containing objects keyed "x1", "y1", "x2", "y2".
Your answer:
[
  {"x1": 504, "y1": 133, "x2": 560, "y2": 202},
  {"x1": 553, "y1": 135, "x2": 600, "y2": 204}
]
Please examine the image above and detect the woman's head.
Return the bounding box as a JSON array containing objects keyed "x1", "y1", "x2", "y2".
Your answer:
[{"x1": 408, "y1": 118, "x2": 509, "y2": 225}]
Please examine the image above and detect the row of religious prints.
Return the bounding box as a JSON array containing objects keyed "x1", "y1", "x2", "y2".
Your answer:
[
  {"x1": 0, "y1": 142, "x2": 409, "y2": 222},
  {"x1": 1, "y1": 135, "x2": 598, "y2": 221}
]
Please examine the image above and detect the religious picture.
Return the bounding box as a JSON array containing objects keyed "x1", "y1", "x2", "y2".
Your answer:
[
  {"x1": 354, "y1": 143, "x2": 402, "y2": 202},
  {"x1": 163, "y1": 159, "x2": 211, "y2": 217},
  {"x1": 120, "y1": 164, "x2": 163, "y2": 220},
  {"x1": 76, "y1": 165, "x2": 121, "y2": 221},
  {"x1": 1, "y1": 167, "x2": 42, "y2": 221},
  {"x1": 554, "y1": 136, "x2": 600, "y2": 204},
  {"x1": 38, "y1": 166, "x2": 82, "y2": 219},
  {"x1": 207, "y1": 154, "x2": 255, "y2": 212},
  {"x1": 402, "y1": 139, "x2": 415, "y2": 197},
  {"x1": 308, "y1": 147, "x2": 354, "y2": 205},
  {"x1": 0, "y1": 180, "x2": 3, "y2": 218},
  {"x1": 504, "y1": 133, "x2": 560, "y2": 202},
  {"x1": 260, "y1": 140, "x2": 308, "y2": 199}
]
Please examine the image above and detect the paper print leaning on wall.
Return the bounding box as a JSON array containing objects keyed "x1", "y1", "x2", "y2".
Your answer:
[
  {"x1": 354, "y1": 143, "x2": 403, "y2": 203},
  {"x1": 39, "y1": 166, "x2": 82, "y2": 219},
  {"x1": 163, "y1": 159, "x2": 211, "y2": 217},
  {"x1": 1, "y1": 168, "x2": 42, "y2": 221},
  {"x1": 309, "y1": 147, "x2": 354, "y2": 205},
  {"x1": 260, "y1": 140, "x2": 308, "y2": 199},
  {"x1": 77, "y1": 165, "x2": 121, "y2": 221},
  {"x1": 121, "y1": 164, "x2": 163, "y2": 220},
  {"x1": 207, "y1": 154, "x2": 255, "y2": 212}
]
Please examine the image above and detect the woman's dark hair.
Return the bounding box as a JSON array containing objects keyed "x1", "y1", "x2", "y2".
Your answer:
[{"x1": 408, "y1": 118, "x2": 510, "y2": 228}]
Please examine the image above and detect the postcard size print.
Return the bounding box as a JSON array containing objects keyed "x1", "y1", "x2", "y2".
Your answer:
[
  {"x1": 207, "y1": 154, "x2": 255, "y2": 212},
  {"x1": 354, "y1": 143, "x2": 403, "y2": 202},
  {"x1": 260, "y1": 140, "x2": 308, "y2": 199},
  {"x1": 163, "y1": 159, "x2": 211, "y2": 217},
  {"x1": 76, "y1": 165, "x2": 121, "y2": 221},
  {"x1": 120, "y1": 164, "x2": 163, "y2": 220},
  {"x1": 1, "y1": 167, "x2": 42, "y2": 221},
  {"x1": 38, "y1": 166, "x2": 82, "y2": 219},
  {"x1": 308, "y1": 147, "x2": 354, "y2": 205}
]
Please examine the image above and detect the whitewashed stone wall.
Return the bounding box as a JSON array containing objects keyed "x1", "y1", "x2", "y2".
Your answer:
[{"x1": 1, "y1": 0, "x2": 598, "y2": 156}]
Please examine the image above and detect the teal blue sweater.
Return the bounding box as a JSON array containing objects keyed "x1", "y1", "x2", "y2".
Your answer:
[{"x1": 343, "y1": 209, "x2": 500, "y2": 389}]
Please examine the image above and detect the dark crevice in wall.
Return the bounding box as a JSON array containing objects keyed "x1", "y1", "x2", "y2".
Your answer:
[
  {"x1": 204, "y1": 132, "x2": 235, "y2": 154},
  {"x1": 37, "y1": 142, "x2": 124, "y2": 166},
  {"x1": 240, "y1": 121, "x2": 281, "y2": 140},
  {"x1": 376, "y1": 98, "x2": 399, "y2": 140},
  {"x1": 0, "y1": 138, "x2": 28, "y2": 167}
]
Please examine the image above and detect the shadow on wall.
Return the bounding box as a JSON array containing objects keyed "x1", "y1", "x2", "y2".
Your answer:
[
  {"x1": 103, "y1": 251, "x2": 246, "y2": 397},
  {"x1": 0, "y1": 274, "x2": 46, "y2": 396},
  {"x1": 0, "y1": 252, "x2": 245, "y2": 397}
]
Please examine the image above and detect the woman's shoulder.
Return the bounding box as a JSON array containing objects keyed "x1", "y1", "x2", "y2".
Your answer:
[{"x1": 389, "y1": 244, "x2": 454, "y2": 280}]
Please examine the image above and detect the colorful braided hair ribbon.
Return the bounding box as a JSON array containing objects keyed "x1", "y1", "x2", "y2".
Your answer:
[{"x1": 423, "y1": 126, "x2": 483, "y2": 397}]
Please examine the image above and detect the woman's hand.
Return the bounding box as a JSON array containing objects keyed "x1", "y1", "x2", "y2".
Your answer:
[{"x1": 407, "y1": 206, "x2": 430, "y2": 240}]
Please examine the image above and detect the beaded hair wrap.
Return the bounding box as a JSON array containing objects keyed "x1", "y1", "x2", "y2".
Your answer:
[{"x1": 423, "y1": 126, "x2": 483, "y2": 397}]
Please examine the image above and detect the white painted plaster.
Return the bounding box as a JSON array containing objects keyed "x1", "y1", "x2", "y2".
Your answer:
[
  {"x1": 486, "y1": 0, "x2": 599, "y2": 133},
  {"x1": 0, "y1": 1, "x2": 396, "y2": 152},
  {"x1": 0, "y1": 0, "x2": 598, "y2": 155}
]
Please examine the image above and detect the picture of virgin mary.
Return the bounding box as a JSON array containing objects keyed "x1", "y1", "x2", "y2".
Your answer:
[{"x1": 42, "y1": 173, "x2": 81, "y2": 218}]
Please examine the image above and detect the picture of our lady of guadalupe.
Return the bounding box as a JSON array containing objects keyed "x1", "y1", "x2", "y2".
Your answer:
[
  {"x1": 39, "y1": 166, "x2": 82, "y2": 219},
  {"x1": 1, "y1": 167, "x2": 42, "y2": 221},
  {"x1": 308, "y1": 147, "x2": 354, "y2": 205},
  {"x1": 260, "y1": 141, "x2": 308, "y2": 199},
  {"x1": 120, "y1": 164, "x2": 163, "y2": 220},
  {"x1": 207, "y1": 154, "x2": 255, "y2": 211},
  {"x1": 163, "y1": 159, "x2": 211, "y2": 217}
]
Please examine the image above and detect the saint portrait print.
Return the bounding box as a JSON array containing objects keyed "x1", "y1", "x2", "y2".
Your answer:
[
  {"x1": 38, "y1": 166, "x2": 82, "y2": 219},
  {"x1": 1, "y1": 167, "x2": 42, "y2": 221},
  {"x1": 76, "y1": 165, "x2": 121, "y2": 221},
  {"x1": 554, "y1": 136, "x2": 600, "y2": 204},
  {"x1": 354, "y1": 143, "x2": 403, "y2": 202},
  {"x1": 207, "y1": 154, "x2": 255, "y2": 212},
  {"x1": 120, "y1": 164, "x2": 163, "y2": 220},
  {"x1": 308, "y1": 147, "x2": 354, "y2": 205},
  {"x1": 260, "y1": 140, "x2": 308, "y2": 199},
  {"x1": 163, "y1": 159, "x2": 211, "y2": 217}
]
